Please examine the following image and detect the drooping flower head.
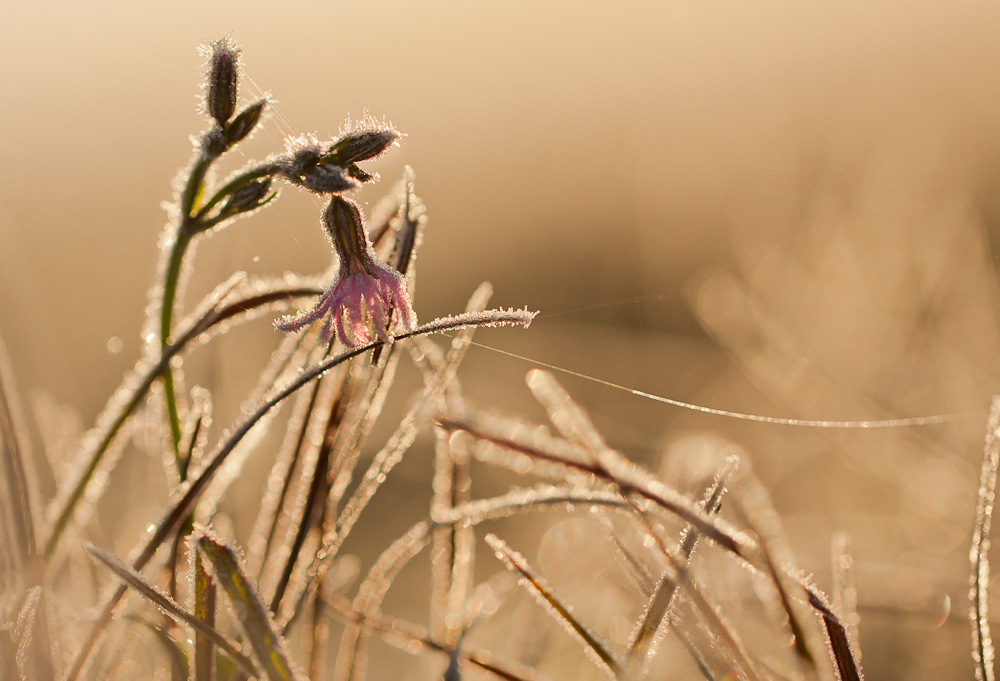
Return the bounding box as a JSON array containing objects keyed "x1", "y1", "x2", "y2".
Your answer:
[{"x1": 275, "y1": 196, "x2": 416, "y2": 348}]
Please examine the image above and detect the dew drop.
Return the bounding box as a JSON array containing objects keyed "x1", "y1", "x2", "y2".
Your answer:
[
  {"x1": 252, "y1": 256, "x2": 260, "y2": 263},
  {"x1": 106, "y1": 337, "x2": 123, "y2": 355},
  {"x1": 146, "y1": 523, "x2": 155, "y2": 533}
]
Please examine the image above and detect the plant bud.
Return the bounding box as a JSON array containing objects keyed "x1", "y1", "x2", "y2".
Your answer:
[
  {"x1": 345, "y1": 163, "x2": 375, "y2": 183},
  {"x1": 225, "y1": 99, "x2": 266, "y2": 145},
  {"x1": 329, "y1": 128, "x2": 401, "y2": 164},
  {"x1": 299, "y1": 165, "x2": 359, "y2": 194},
  {"x1": 206, "y1": 37, "x2": 240, "y2": 125},
  {"x1": 222, "y1": 178, "x2": 273, "y2": 215},
  {"x1": 203, "y1": 127, "x2": 229, "y2": 157}
]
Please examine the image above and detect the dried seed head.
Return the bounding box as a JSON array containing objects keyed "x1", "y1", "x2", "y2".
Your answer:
[
  {"x1": 225, "y1": 99, "x2": 266, "y2": 145},
  {"x1": 205, "y1": 36, "x2": 241, "y2": 125}
]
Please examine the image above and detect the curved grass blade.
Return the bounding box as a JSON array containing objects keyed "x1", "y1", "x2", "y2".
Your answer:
[
  {"x1": 625, "y1": 499, "x2": 762, "y2": 681},
  {"x1": 284, "y1": 290, "x2": 510, "y2": 631},
  {"x1": 624, "y1": 457, "x2": 737, "y2": 676},
  {"x1": 82, "y1": 542, "x2": 256, "y2": 677},
  {"x1": 0, "y1": 331, "x2": 38, "y2": 574},
  {"x1": 335, "y1": 522, "x2": 432, "y2": 681},
  {"x1": 196, "y1": 531, "x2": 300, "y2": 681},
  {"x1": 44, "y1": 274, "x2": 322, "y2": 561},
  {"x1": 484, "y1": 533, "x2": 622, "y2": 678},
  {"x1": 799, "y1": 581, "x2": 864, "y2": 681},
  {"x1": 124, "y1": 615, "x2": 189, "y2": 681},
  {"x1": 65, "y1": 309, "x2": 535, "y2": 680},
  {"x1": 192, "y1": 545, "x2": 218, "y2": 681},
  {"x1": 972, "y1": 396, "x2": 1000, "y2": 681},
  {"x1": 438, "y1": 416, "x2": 755, "y2": 558},
  {"x1": 324, "y1": 594, "x2": 545, "y2": 681},
  {"x1": 735, "y1": 473, "x2": 836, "y2": 681}
]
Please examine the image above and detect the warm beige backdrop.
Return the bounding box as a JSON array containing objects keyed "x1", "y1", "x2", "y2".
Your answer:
[{"x1": 3, "y1": 1, "x2": 1000, "y2": 677}]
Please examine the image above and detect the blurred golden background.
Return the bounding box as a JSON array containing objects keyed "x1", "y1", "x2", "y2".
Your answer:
[{"x1": 3, "y1": 0, "x2": 1000, "y2": 677}]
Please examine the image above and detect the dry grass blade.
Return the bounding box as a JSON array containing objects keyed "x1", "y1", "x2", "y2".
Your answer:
[
  {"x1": 596, "y1": 513, "x2": 656, "y2": 596},
  {"x1": 44, "y1": 272, "x2": 248, "y2": 561},
  {"x1": 624, "y1": 457, "x2": 737, "y2": 676},
  {"x1": 125, "y1": 614, "x2": 189, "y2": 681},
  {"x1": 5, "y1": 586, "x2": 41, "y2": 681},
  {"x1": 971, "y1": 396, "x2": 1000, "y2": 681},
  {"x1": 0, "y1": 331, "x2": 38, "y2": 575},
  {"x1": 439, "y1": 417, "x2": 755, "y2": 558},
  {"x1": 526, "y1": 368, "x2": 607, "y2": 452},
  {"x1": 735, "y1": 474, "x2": 836, "y2": 681},
  {"x1": 429, "y1": 286, "x2": 491, "y2": 645},
  {"x1": 335, "y1": 522, "x2": 432, "y2": 681},
  {"x1": 82, "y1": 542, "x2": 256, "y2": 677},
  {"x1": 324, "y1": 594, "x2": 544, "y2": 681},
  {"x1": 830, "y1": 532, "x2": 861, "y2": 675},
  {"x1": 196, "y1": 532, "x2": 300, "y2": 681},
  {"x1": 0, "y1": 332, "x2": 50, "y2": 681},
  {"x1": 626, "y1": 505, "x2": 762, "y2": 681},
  {"x1": 800, "y1": 582, "x2": 864, "y2": 681},
  {"x1": 192, "y1": 545, "x2": 218, "y2": 681},
  {"x1": 432, "y1": 486, "x2": 627, "y2": 528},
  {"x1": 65, "y1": 312, "x2": 530, "y2": 680},
  {"x1": 265, "y1": 366, "x2": 347, "y2": 613},
  {"x1": 246, "y1": 336, "x2": 325, "y2": 579},
  {"x1": 484, "y1": 533, "x2": 622, "y2": 678},
  {"x1": 673, "y1": 620, "x2": 718, "y2": 681}
]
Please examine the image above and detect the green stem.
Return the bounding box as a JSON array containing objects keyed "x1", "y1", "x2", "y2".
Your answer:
[
  {"x1": 160, "y1": 227, "x2": 193, "y2": 464},
  {"x1": 42, "y1": 280, "x2": 322, "y2": 560},
  {"x1": 160, "y1": 146, "x2": 233, "y2": 464},
  {"x1": 195, "y1": 162, "x2": 280, "y2": 222}
]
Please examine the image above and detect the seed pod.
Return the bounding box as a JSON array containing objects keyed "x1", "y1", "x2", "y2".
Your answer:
[
  {"x1": 206, "y1": 37, "x2": 240, "y2": 125},
  {"x1": 299, "y1": 164, "x2": 360, "y2": 194},
  {"x1": 222, "y1": 177, "x2": 273, "y2": 215},
  {"x1": 329, "y1": 128, "x2": 401, "y2": 164},
  {"x1": 225, "y1": 99, "x2": 266, "y2": 145}
]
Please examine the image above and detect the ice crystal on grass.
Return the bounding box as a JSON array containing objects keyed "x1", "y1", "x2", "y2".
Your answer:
[
  {"x1": 971, "y1": 396, "x2": 1000, "y2": 681},
  {"x1": 485, "y1": 533, "x2": 622, "y2": 678}
]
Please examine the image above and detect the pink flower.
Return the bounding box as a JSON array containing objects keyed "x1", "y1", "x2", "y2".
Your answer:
[{"x1": 276, "y1": 197, "x2": 416, "y2": 348}]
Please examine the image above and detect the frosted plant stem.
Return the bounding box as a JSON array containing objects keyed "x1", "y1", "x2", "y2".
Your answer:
[
  {"x1": 0, "y1": 332, "x2": 54, "y2": 680},
  {"x1": 159, "y1": 227, "x2": 194, "y2": 463},
  {"x1": 971, "y1": 396, "x2": 1000, "y2": 681},
  {"x1": 158, "y1": 159, "x2": 281, "y2": 464},
  {"x1": 43, "y1": 275, "x2": 244, "y2": 561},
  {"x1": 624, "y1": 458, "x2": 736, "y2": 677},
  {"x1": 158, "y1": 148, "x2": 216, "y2": 463},
  {"x1": 43, "y1": 277, "x2": 322, "y2": 562},
  {"x1": 62, "y1": 311, "x2": 533, "y2": 680}
]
